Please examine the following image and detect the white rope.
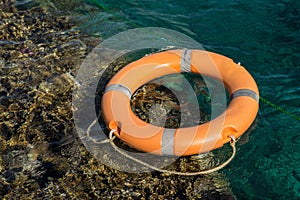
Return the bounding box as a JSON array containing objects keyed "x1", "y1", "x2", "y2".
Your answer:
[
  {"x1": 108, "y1": 129, "x2": 236, "y2": 175},
  {"x1": 86, "y1": 118, "x2": 110, "y2": 144}
]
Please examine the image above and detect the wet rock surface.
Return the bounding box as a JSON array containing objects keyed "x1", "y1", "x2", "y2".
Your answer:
[{"x1": 0, "y1": 1, "x2": 236, "y2": 199}]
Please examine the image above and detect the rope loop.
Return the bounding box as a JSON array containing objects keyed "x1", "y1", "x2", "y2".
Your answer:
[
  {"x1": 85, "y1": 119, "x2": 110, "y2": 144},
  {"x1": 108, "y1": 130, "x2": 236, "y2": 175}
]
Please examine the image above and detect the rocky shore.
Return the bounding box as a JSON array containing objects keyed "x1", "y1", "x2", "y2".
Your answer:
[{"x1": 0, "y1": 1, "x2": 236, "y2": 199}]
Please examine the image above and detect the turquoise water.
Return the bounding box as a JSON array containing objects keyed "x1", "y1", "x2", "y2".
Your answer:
[{"x1": 75, "y1": 0, "x2": 299, "y2": 199}]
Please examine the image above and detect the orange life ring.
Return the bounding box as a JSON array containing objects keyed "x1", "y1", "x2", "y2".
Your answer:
[{"x1": 101, "y1": 49, "x2": 259, "y2": 156}]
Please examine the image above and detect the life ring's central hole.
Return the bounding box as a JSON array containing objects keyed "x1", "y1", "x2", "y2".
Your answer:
[{"x1": 131, "y1": 73, "x2": 228, "y2": 128}]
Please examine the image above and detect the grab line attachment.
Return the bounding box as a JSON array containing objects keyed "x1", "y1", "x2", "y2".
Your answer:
[{"x1": 108, "y1": 129, "x2": 236, "y2": 175}]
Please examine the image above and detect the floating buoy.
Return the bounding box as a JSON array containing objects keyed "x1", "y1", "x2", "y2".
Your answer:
[{"x1": 102, "y1": 49, "x2": 259, "y2": 156}]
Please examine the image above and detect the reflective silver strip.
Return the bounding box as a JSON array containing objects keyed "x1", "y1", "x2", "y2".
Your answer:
[
  {"x1": 231, "y1": 89, "x2": 259, "y2": 102},
  {"x1": 161, "y1": 128, "x2": 176, "y2": 155},
  {"x1": 104, "y1": 84, "x2": 132, "y2": 99},
  {"x1": 180, "y1": 49, "x2": 192, "y2": 72}
]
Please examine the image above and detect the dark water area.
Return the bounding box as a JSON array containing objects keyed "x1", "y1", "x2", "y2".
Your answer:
[{"x1": 1, "y1": 0, "x2": 299, "y2": 199}]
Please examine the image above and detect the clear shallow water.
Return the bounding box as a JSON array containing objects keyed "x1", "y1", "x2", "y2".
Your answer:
[{"x1": 68, "y1": 0, "x2": 299, "y2": 199}]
